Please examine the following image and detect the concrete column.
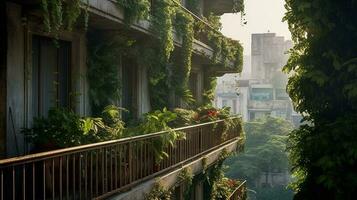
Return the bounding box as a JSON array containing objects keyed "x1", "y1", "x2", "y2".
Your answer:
[
  {"x1": 6, "y1": 2, "x2": 25, "y2": 157},
  {"x1": 0, "y1": 1, "x2": 7, "y2": 158}
]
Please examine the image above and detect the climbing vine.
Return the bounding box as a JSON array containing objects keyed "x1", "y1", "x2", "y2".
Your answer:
[
  {"x1": 115, "y1": 0, "x2": 244, "y2": 109},
  {"x1": 202, "y1": 76, "x2": 217, "y2": 106},
  {"x1": 186, "y1": 0, "x2": 200, "y2": 15},
  {"x1": 87, "y1": 32, "x2": 136, "y2": 115},
  {"x1": 147, "y1": 0, "x2": 176, "y2": 109},
  {"x1": 204, "y1": 14, "x2": 243, "y2": 72},
  {"x1": 145, "y1": 182, "x2": 172, "y2": 200},
  {"x1": 173, "y1": 9, "x2": 195, "y2": 105},
  {"x1": 177, "y1": 167, "x2": 193, "y2": 199},
  {"x1": 233, "y1": 0, "x2": 245, "y2": 13},
  {"x1": 41, "y1": 0, "x2": 87, "y2": 37},
  {"x1": 115, "y1": 0, "x2": 150, "y2": 24},
  {"x1": 283, "y1": 0, "x2": 357, "y2": 199}
]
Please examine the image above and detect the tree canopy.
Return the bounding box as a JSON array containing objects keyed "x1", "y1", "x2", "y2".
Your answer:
[
  {"x1": 283, "y1": 0, "x2": 357, "y2": 199},
  {"x1": 225, "y1": 117, "x2": 294, "y2": 199}
]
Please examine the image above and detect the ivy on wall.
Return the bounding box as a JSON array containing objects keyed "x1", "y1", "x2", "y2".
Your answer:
[
  {"x1": 115, "y1": 0, "x2": 151, "y2": 24},
  {"x1": 116, "y1": 0, "x2": 244, "y2": 108},
  {"x1": 147, "y1": 0, "x2": 176, "y2": 109},
  {"x1": 196, "y1": 13, "x2": 243, "y2": 105},
  {"x1": 87, "y1": 32, "x2": 136, "y2": 115},
  {"x1": 41, "y1": 0, "x2": 88, "y2": 37},
  {"x1": 186, "y1": 0, "x2": 200, "y2": 15},
  {"x1": 283, "y1": 0, "x2": 357, "y2": 199},
  {"x1": 204, "y1": 14, "x2": 243, "y2": 72},
  {"x1": 51, "y1": 0, "x2": 246, "y2": 111},
  {"x1": 173, "y1": 9, "x2": 195, "y2": 105}
]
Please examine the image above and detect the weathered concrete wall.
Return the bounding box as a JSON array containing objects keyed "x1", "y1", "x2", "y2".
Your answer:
[
  {"x1": 6, "y1": 2, "x2": 25, "y2": 157},
  {"x1": 138, "y1": 65, "x2": 151, "y2": 115},
  {"x1": 5, "y1": 2, "x2": 88, "y2": 157},
  {"x1": 0, "y1": 2, "x2": 7, "y2": 158}
]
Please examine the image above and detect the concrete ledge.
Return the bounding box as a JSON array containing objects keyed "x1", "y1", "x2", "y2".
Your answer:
[
  {"x1": 85, "y1": 0, "x2": 214, "y2": 58},
  {"x1": 109, "y1": 138, "x2": 242, "y2": 200}
]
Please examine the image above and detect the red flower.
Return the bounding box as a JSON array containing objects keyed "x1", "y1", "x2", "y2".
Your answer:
[{"x1": 207, "y1": 110, "x2": 218, "y2": 117}]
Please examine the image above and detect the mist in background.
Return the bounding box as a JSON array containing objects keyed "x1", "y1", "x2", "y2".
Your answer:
[{"x1": 220, "y1": 0, "x2": 291, "y2": 76}]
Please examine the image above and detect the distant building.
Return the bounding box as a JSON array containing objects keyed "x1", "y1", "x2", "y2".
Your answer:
[
  {"x1": 216, "y1": 33, "x2": 302, "y2": 126},
  {"x1": 251, "y1": 33, "x2": 292, "y2": 82}
]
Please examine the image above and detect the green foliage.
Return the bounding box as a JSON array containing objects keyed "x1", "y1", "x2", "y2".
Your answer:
[
  {"x1": 186, "y1": 0, "x2": 200, "y2": 15},
  {"x1": 202, "y1": 76, "x2": 217, "y2": 105},
  {"x1": 115, "y1": 0, "x2": 150, "y2": 24},
  {"x1": 169, "y1": 108, "x2": 197, "y2": 127},
  {"x1": 202, "y1": 149, "x2": 236, "y2": 199},
  {"x1": 41, "y1": 0, "x2": 86, "y2": 36},
  {"x1": 255, "y1": 186, "x2": 294, "y2": 200},
  {"x1": 202, "y1": 14, "x2": 244, "y2": 72},
  {"x1": 128, "y1": 108, "x2": 186, "y2": 162},
  {"x1": 211, "y1": 178, "x2": 242, "y2": 200},
  {"x1": 87, "y1": 32, "x2": 135, "y2": 115},
  {"x1": 146, "y1": 0, "x2": 176, "y2": 109},
  {"x1": 23, "y1": 106, "x2": 125, "y2": 149},
  {"x1": 177, "y1": 167, "x2": 193, "y2": 199},
  {"x1": 225, "y1": 117, "x2": 293, "y2": 198},
  {"x1": 233, "y1": 0, "x2": 245, "y2": 13},
  {"x1": 283, "y1": 0, "x2": 357, "y2": 199},
  {"x1": 173, "y1": 9, "x2": 195, "y2": 105},
  {"x1": 115, "y1": 1, "x2": 244, "y2": 109},
  {"x1": 145, "y1": 183, "x2": 172, "y2": 200}
]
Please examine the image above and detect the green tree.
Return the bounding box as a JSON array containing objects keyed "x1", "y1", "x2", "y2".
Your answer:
[
  {"x1": 225, "y1": 117, "x2": 294, "y2": 199},
  {"x1": 283, "y1": 0, "x2": 357, "y2": 199}
]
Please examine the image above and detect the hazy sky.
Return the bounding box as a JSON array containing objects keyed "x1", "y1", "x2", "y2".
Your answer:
[{"x1": 220, "y1": 0, "x2": 291, "y2": 56}]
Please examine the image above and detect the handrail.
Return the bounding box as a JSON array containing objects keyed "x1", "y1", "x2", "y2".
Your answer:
[
  {"x1": 0, "y1": 117, "x2": 239, "y2": 166},
  {"x1": 0, "y1": 117, "x2": 241, "y2": 200},
  {"x1": 227, "y1": 180, "x2": 247, "y2": 200}
]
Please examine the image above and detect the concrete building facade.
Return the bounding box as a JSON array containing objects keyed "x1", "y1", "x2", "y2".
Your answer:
[
  {"x1": 215, "y1": 33, "x2": 302, "y2": 126},
  {"x1": 0, "y1": 1, "x2": 246, "y2": 199}
]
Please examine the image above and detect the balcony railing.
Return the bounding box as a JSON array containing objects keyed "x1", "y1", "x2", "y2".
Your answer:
[
  {"x1": 228, "y1": 180, "x2": 247, "y2": 200},
  {"x1": 0, "y1": 118, "x2": 241, "y2": 200}
]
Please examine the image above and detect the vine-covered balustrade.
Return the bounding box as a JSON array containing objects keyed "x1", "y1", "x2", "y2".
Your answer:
[
  {"x1": 0, "y1": 118, "x2": 242, "y2": 200},
  {"x1": 228, "y1": 180, "x2": 247, "y2": 200}
]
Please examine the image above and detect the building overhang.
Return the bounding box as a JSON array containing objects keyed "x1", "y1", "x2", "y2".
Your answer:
[{"x1": 204, "y1": 0, "x2": 243, "y2": 15}]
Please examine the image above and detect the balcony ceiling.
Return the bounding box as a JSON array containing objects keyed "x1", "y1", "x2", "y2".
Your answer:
[{"x1": 204, "y1": 0, "x2": 235, "y2": 15}]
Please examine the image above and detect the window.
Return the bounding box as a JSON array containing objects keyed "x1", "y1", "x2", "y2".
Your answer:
[
  {"x1": 32, "y1": 36, "x2": 71, "y2": 117},
  {"x1": 251, "y1": 88, "x2": 273, "y2": 101}
]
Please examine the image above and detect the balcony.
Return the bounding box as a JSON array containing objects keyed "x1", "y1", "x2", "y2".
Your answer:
[
  {"x1": 86, "y1": 0, "x2": 215, "y2": 57},
  {"x1": 0, "y1": 118, "x2": 243, "y2": 199}
]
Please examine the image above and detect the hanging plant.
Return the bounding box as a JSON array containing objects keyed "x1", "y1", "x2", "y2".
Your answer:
[
  {"x1": 205, "y1": 14, "x2": 244, "y2": 72},
  {"x1": 145, "y1": 183, "x2": 172, "y2": 200},
  {"x1": 177, "y1": 167, "x2": 193, "y2": 199},
  {"x1": 87, "y1": 32, "x2": 136, "y2": 115},
  {"x1": 233, "y1": 0, "x2": 245, "y2": 13},
  {"x1": 173, "y1": 9, "x2": 195, "y2": 105},
  {"x1": 186, "y1": 0, "x2": 200, "y2": 15},
  {"x1": 202, "y1": 76, "x2": 217, "y2": 105},
  {"x1": 115, "y1": 0, "x2": 244, "y2": 109},
  {"x1": 41, "y1": 0, "x2": 86, "y2": 37},
  {"x1": 115, "y1": 0, "x2": 150, "y2": 24},
  {"x1": 145, "y1": 0, "x2": 176, "y2": 109}
]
